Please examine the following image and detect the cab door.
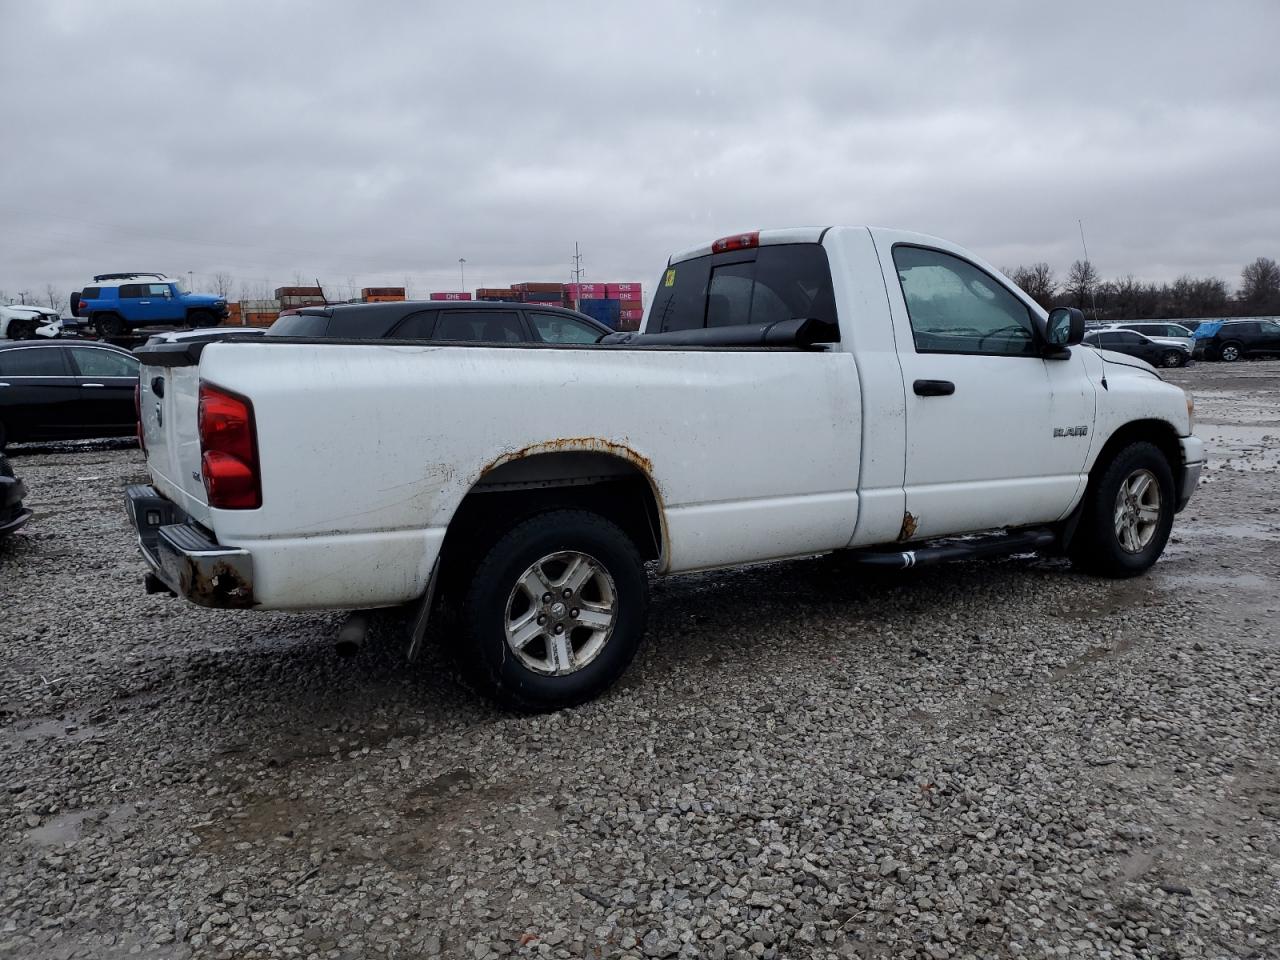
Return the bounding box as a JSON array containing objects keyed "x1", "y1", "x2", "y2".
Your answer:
[{"x1": 869, "y1": 230, "x2": 1096, "y2": 538}]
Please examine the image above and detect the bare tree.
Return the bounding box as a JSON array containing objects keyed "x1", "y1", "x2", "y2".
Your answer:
[
  {"x1": 44, "y1": 283, "x2": 63, "y2": 311},
  {"x1": 1009, "y1": 262, "x2": 1056, "y2": 308},
  {"x1": 209, "y1": 271, "x2": 234, "y2": 298},
  {"x1": 1241, "y1": 257, "x2": 1280, "y2": 308},
  {"x1": 1168, "y1": 275, "x2": 1227, "y2": 318},
  {"x1": 1065, "y1": 260, "x2": 1100, "y2": 315}
]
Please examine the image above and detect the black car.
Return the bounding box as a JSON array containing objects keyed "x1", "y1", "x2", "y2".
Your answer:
[
  {"x1": 0, "y1": 341, "x2": 140, "y2": 448},
  {"x1": 0, "y1": 451, "x2": 31, "y2": 535},
  {"x1": 1204, "y1": 318, "x2": 1280, "y2": 362},
  {"x1": 266, "y1": 300, "x2": 614, "y2": 344},
  {"x1": 1082, "y1": 329, "x2": 1185, "y2": 367}
]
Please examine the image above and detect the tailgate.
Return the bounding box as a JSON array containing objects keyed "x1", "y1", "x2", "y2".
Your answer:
[{"x1": 136, "y1": 343, "x2": 214, "y2": 528}]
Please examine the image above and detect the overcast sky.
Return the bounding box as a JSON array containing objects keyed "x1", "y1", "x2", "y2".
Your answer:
[{"x1": 2, "y1": 0, "x2": 1277, "y2": 306}]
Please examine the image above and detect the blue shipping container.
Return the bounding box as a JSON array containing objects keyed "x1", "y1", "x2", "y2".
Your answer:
[{"x1": 579, "y1": 298, "x2": 622, "y2": 328}]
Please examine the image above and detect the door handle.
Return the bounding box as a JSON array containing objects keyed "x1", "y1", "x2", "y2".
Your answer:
[
  {"x1": 0, "y1": 382, "x2": 9, "y2": 388},
  {"x1": 139, "y1": 300, "x2": 151, "y2": 305},
  {"x1": 913, "y1": 379, "x2": 955, "y2": 397},
  {"x1": 83, "y1": 382, "x2": 105, "y2": 388}
]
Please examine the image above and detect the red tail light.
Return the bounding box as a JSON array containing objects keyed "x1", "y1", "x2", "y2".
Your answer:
[
  {"x1": 77, "y1": 300, "x2": 88, "y2": 312},
  {"x1": 198, "y1": 382, "x2": 261, "y2": 509},
  {"x1": 711, "y1": 231, "x2": 760, "y2": 254}
]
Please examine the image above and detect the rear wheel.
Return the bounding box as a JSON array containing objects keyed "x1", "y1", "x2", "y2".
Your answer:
[
  {"x1": 1218, "y1": 341, "x2": 1243, "y2": 362},
  {"x1": 1160, "y1": 350, "x2": 1185, "y2": 368},
  {"x1": 94, "y1": 314, "x2": 126, "y2": 339},
  {"x1": 457, "y1": 509, "x2": 649, "y2": 711},
  {"x1": 1070, "y1": 441, "x2": 1175, "y2": 578}
]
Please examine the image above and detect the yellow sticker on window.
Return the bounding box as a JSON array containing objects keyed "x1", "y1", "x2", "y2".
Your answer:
[{"x1": 664, "y1": 269, "x2": 676, "y2": 287}]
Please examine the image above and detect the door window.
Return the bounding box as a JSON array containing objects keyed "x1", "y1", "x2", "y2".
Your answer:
[
  {"x1": 0, "y1": 347, "x2": 71, "y2": 376},
  {"x1": 70, "y1": 347, "x2": 139, "y2": 377},
  {"x1": 527, "y1": 312, "x2": 603, "y2": 344},
  {"x1": 147, "y1": 284, "x2": 172, "y2": 297},
  {"x1": 893, "y1": 246, "x2": 1038, "y2": 356},
  {"x1": 433, "y1": 310, "x2": 524, "y2": 342}
]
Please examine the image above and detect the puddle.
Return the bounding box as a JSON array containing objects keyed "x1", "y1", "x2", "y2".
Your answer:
[
  {"x1": 4, "y1": 718, "x2": 103, "y2": 744},
  {"x1": 26, "y1": 803, "x2": 136, "y2": 848}
]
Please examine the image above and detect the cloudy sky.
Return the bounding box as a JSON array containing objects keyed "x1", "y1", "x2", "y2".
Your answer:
[{"x1": 2, "y1": 0, "x2": 1277, "y2": 307}]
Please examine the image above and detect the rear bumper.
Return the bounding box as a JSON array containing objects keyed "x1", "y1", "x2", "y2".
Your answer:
[
  {"x1": 1177, "y1": 435, "x2": 1204, "y2": 512},
  {"x1": 125, "y1": 484, "x2": 255, "y2": 607}
]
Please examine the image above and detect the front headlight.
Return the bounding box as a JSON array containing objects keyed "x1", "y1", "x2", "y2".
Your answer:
[{"x1": 1186, "y1": 394, "x2": 1195, "y2": 431}]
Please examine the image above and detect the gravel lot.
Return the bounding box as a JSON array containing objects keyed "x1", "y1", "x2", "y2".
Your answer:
[{"x1": 2, "y1": 362, "x2": 1279, "y2": 960}]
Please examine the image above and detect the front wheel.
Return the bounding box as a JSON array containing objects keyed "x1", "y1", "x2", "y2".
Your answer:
[
  {"x1": 186, "y1": 309, "x2": 216, "y2": 328},
  {"x1": 1070, "y1": 441, "x2": 1175, "y2": 578},
  {"x1": 1218, "y1": 341, "x2": 1242, "y2": 362},
  {"x1": 457, "y1": 509, "x2": 649, "y2": 711},
  {"x1": 6, "y1": 318, "x2": 36, "y2": 340},
  {"x1": 1161, "y1": 350, "x2": 1185, "y2": 368}
]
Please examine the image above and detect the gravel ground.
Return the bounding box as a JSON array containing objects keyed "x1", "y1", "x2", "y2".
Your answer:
[{"x1": 2, "y1": 362, "x2": 1279, "y2": 960}]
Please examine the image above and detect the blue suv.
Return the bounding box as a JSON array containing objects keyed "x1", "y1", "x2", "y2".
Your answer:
[{"x1": 73, "y1": 273, "x2": 228, "y2": 338}]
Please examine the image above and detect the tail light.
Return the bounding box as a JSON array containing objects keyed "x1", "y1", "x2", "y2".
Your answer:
[
  {"x1": 711, "y1": 231, "x2": 760, "y2": 254},
  {"x1": 198, "y1": 382, "x2": 261, "y2": 509},
  {"x1": 77, "y1": 300, "x2": 88, "y2": 312},
  {"x1": 134, "y1": 383, "x2": 146, "y2": 454}
]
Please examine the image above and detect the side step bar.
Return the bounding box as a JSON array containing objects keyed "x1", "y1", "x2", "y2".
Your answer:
[{"x1": 842, "y1": 528, "x2": 1059, "y2": 570}]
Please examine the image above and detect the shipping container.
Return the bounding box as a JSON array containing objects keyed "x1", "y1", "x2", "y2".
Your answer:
[
  {"x1": 519, "y1": 291, "x2": 563, "y2": 303},
  {"x1": 616, "y1": 315, "x2": 641, "y2": 332},
  {"x1": 565, "y1": 282, "x2": 607, "y2": 300},
  {"x1": 618, "y1": 298, "x2": 643, "y2": 311},
  {"x1": 361, "y1": 287, "x2": 406, "y2": 298},
  {"x1": 274, "y1": 286, "x2": 324, "y2": 300},
  {"x1": 513, "y1": 282, "x2": 564, "y2": 293},
  {"x1": 578, "y1": 299, "x2": 622, "y2": 328},
  {"x1": 429, "y1": 292, "x2": 473, "y2": 301},
  {"x1": 364, "y1": 295, "x2": 405, "y2": 303},
  {"x1": 475, "y1": 288, "x2": 517, "y2": 300},
  {"x1": 240, "y1": 299, "x2": 281, "y2": 311},
  {"x1": 619, "y1": 308, "x2": 644, "y2": 322},
  {"x1": 606, "y1": 283, "x2": 642, "y2": 298}
]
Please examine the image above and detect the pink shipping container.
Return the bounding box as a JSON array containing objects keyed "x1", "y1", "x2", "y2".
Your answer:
[
  {"x1": 565, "y1": 283, "x2": 606, "y2": 299},
  {"x1": 619, "y1": 308, "x2": 644, "y2": 322},
  {"x1": 607, "y1": 283, "x2": 642, "y2": 298},
  {"x1": 429, "y1": 292, "x2": 473, "y2": 301},
  {"x1": 616, "y1": 315, "x2": 641, "y2": 332}
]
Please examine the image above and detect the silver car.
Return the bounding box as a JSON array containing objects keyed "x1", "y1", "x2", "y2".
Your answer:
[{"x1": 1102, "y1": 321, "x2": 1196, "y2": 356}]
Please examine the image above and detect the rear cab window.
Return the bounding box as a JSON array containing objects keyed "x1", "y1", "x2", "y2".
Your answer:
[
  {"x1": 267, "y1": 314, "x2": 331, "y2": 337},
  {"x1": 81, "y1": 287, "x2": 101, "y2": 300},
  {"x1": 648, "y1": 243, "x2": 838, "y2": 334}
]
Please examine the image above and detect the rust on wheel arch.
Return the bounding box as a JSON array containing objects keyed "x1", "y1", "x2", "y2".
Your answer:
[{"x1": 478, "y1": 437, "x2": 668, "y2": 570}]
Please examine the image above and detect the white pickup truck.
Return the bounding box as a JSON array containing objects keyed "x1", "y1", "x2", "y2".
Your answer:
[{"x1": 128, "y1": 226, "x2": 1203, "y2": 709}]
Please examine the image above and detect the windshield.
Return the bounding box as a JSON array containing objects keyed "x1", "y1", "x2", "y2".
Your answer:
[{"x1": 171, "y1": 280, "x2": 187, "y2": 294}]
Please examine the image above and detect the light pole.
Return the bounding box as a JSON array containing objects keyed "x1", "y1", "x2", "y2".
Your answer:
[{"x1": 458, "y1": 258, "x2": 466, "y2": 291}]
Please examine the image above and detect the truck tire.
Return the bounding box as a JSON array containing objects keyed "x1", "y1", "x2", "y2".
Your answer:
[
  {"x1": 1218, "y1": 341, "x2": 1243, "y2": 362},
  {"x1": 1070, "y1": 441, "x2": 1175, "y2": 578},
  {"x1": 457, "y1": 509, "x2": 649, "y2": 711},
  {"x1": 94, "y1": 314, "x2": 126, "y2": 339}
]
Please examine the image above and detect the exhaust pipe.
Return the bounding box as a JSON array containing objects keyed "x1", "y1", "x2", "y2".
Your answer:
[{"x1": 335, "y1": 611, "x2": 370, "y2": 658}]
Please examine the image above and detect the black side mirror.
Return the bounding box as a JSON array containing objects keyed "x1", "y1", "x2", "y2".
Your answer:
[{"x1": 1046, "y1": 307, "x2": 1085, "y2": 349}]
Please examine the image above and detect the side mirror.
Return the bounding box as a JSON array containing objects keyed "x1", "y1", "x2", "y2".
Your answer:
[{"x1": 1046, "y1": 307, "x2": 1085, "y2": 348}]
